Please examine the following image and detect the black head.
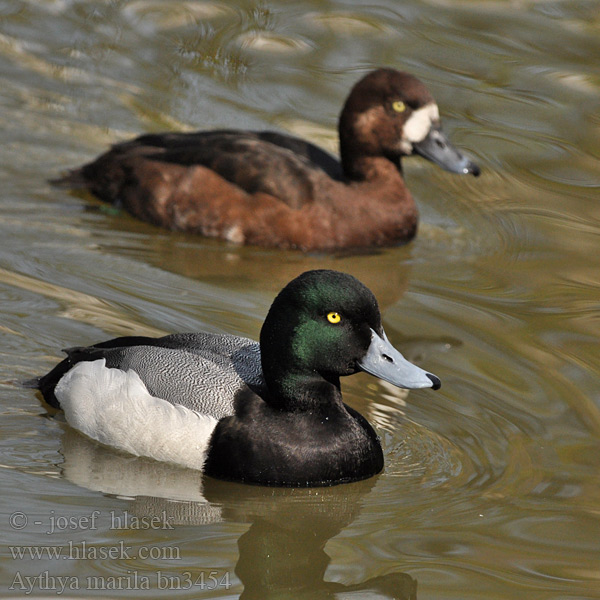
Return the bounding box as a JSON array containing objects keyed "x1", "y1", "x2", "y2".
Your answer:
[
  {"x1": 338, "y1": 68, "x2": 480, "y2": 178},
  {"x1": 259, "y1": 270, "x2": 439, "y2": 411}
]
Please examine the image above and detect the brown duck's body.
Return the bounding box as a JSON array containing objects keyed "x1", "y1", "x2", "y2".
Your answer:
[{"x1": 56, "y1": 69, "x2": 479, "y2": 251}]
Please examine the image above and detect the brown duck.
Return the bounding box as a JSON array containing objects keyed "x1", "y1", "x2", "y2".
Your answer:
[{"x1": 54, "y1": 68, "x2": 480, "y2": 251}]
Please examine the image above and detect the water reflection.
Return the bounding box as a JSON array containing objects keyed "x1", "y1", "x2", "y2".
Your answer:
[
  {"x1": 61, "y1": 430, "x2": 417, "y2": 599},
  {"x1": 91, "y1": 225, "x2": 417, "y2": 309}
]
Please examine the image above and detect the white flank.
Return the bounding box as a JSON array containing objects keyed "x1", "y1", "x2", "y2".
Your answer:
[
  {"x1": 401, "y1": 103, "x2": 439, "y2": 152},
  {"x1": 55, "y1": 359, "x2": 219, "y2": 471}
]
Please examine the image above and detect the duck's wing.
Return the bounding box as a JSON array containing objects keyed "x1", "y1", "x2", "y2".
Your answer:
[
  {"x1": 94, "y1": 341, "x2": 262, "y2": 419},
  {"x1": 59, "y1": 130, "x2": 343, "y2": 210},
  {"x1": 137, "y1": 130, "x2": 342, "y2": 179},
  {"x1": 32, "y1": 333, "x2": 264, "y2": 419}
]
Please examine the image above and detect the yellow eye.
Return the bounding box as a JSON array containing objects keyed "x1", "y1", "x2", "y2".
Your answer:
[
  {"x1": 327, "y1": 312, "x2": 341, "y2": 324},
  {"x1": 392, "y1": 100, "x2": 406, "y2": 113}
]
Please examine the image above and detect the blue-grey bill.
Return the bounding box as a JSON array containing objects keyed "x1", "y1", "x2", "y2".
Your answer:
[
  {"x1": 358, "y1": 329, "x2": 441, "y2": 390},
  {"x1": 413, "y1": 125, "x2": 480, "y2": 177}
]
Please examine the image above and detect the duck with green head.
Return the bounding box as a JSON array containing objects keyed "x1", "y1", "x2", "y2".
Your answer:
[{"x1": 28, "y1": 270, "x2": 440, "y2": 487}]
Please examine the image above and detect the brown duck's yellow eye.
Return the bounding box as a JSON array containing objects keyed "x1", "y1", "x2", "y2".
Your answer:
[
  {"x1": 392, "y1": 100, "x2": 406, "y2": 113},
  {"x1": 327, "y1": 312, "x2": 341, "y2": 324}
]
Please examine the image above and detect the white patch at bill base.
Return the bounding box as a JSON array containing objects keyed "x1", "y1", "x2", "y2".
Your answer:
[{"x1": 400, "y1": 103, "x2": 440, "y2": 153}]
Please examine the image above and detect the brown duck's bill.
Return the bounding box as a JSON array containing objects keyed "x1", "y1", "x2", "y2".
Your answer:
[{"x1": 413, "y1": 125, "x2": 480, "y2": 177}]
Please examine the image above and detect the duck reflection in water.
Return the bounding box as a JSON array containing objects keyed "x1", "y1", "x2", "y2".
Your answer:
[{"x1": 60, "y1": 429, "x2": 418, "y2": 600}]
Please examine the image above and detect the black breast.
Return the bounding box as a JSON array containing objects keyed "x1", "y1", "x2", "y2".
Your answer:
[{"x1": 204, "y1": 390, "x2": 383, "y2": 487}]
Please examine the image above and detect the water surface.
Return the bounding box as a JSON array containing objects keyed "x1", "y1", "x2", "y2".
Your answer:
[{"x1": 1, "y1": 1, "x2": 600, "y2": 598}]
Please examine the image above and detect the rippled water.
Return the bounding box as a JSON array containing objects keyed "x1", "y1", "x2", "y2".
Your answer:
[{"x1": 1, "y1": 1, "x2": 600, "y2": 598}]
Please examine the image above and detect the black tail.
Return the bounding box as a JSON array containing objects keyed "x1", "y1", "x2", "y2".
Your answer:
[
  {"x1": 22, "y1": 377, "x2": 42, "y2": 389},
  {"x1": 24, "y1": 335, "x2": 162, "y2": 409},
  {"x1": 48, "y1": 168, "x2": 87, "y2": 188},
  {"x1": 23, "y1": 355, "x2": 76, "y2": 409}
]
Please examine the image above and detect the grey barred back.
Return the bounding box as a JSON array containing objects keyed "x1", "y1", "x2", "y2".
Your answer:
[{"x1": 98, "y1": 333, "x2": 264, "y2": 419}]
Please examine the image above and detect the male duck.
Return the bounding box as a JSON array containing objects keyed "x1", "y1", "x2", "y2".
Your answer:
[
  {"x1": 54, "y1": 68, "x2": 479, "y2": 251},
  {"x1": 29, "y1": 270, "x2": 440, "y2": 487}
]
